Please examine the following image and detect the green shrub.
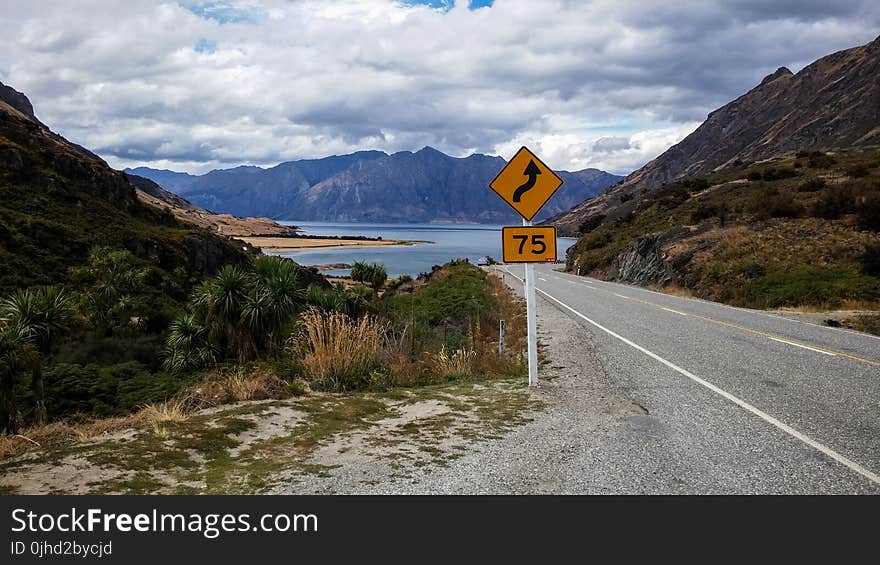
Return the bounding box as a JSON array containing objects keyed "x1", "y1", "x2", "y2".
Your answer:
[
  {"x1": 846, "y1": 165, "x2": 871, "y2": 178},
  {"x1": 796, "y1": 178, "x2": 827, "y2": 192},
  {"x1": 799, "y1": 151, "x2": 836, "y2": 168},
  {"x1": 386, "y1": 275, "x2": 414, "y2": 290},
  {"x1": 351, "y1": 261, "x2": 388, "y2": 292},
  {"x1": 677, "y1": 178, "x2": 710, "y2": 192},
  {"x1": 761, "y1": 167, "x2": 798, "y2": 181},
  {"x1": 42, "y1": 362, "x2": 194, "y2": 419},
  {"x1": 53, "y1": 333, "x2": 168, "y2": 372},
  {"x1": 812, "y1": 186, "x2": 855, "y2": 219},
  {"x1": 582, "y1": 231, "x2": 612, "y2": 250},
  {"x1": 856, "y1": 195, "x2": 880, "y2": 232},
  {"x1": 691, "y1": 202, "x2": 729, "y2": 223},
  {"x1": 381, "y1": 262, "x2": 493, "y2": 353},
  {"x1": 578, "y1": 214, "x2": 606, "y2": 234},
  {"x1": 765, "y1": 193, "x2": 804, "y2": 218},
  {"x1": 860, "y1": 244, "x2": 880, "y2": 276}
]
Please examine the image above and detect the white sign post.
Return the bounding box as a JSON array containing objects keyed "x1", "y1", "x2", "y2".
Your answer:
[{"x1": 523, "y1": 218, "x2": 538, "y2": 386}]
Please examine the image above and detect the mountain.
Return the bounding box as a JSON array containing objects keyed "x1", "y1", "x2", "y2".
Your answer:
[
  {"x1": 129, "y1": 148, "x2": 622, "y2": 223},
  {"x1": 0, "y1": 83, "x2": 38, "y2": 123},
  {"x1": 127, "y1": 150, "x2": 389, "y2": 218},
  {"x1": 127, "y1": 173, "x2": 299, "y2": 238},
  {"x1": 0, "y1": 82, "x2": 250, "y2": 295},
  {"x1": 556, "y1": 37, "x2": 880, "y2": 311},
  {"x1": 551, "y1": 34, "x2": 880, "y2": 235},
  {"x1": 125, "y1": 167, "x2": 199, "y2": 194}
]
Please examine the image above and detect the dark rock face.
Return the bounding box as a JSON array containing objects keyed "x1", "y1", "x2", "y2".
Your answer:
[
  {"x1": 130, "y1": 148, "x2": 622, "y2": 223},
  {"x1": 0, "y1": 147, "x2": 24, "y2": 170},
  {"x1": 609, "y1": 235, "x2": 671, "y2": 285},
  {"x1": 551, "y1": 35, "x2": 880, "y2": 234},
  {"x1": 0, "y1": 82, "x2": 36, "y2": 120}
]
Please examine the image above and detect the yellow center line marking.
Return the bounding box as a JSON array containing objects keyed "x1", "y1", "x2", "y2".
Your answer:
[{"x1": 565, "y1": 277, "x2": 880, "y2": 367}]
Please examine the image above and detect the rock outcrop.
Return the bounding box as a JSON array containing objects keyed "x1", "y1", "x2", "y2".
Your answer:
[{"x1": 608, "y1": 235, "x2": 674, "y2": 286}]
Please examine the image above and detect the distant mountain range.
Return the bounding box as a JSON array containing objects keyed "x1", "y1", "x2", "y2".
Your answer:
[
  {"x1": 549, "y1": 34, "x2": 880, "y2": 234},
  {"x1": 127, "y1": 148, "x2": 622, "y2": 223}
]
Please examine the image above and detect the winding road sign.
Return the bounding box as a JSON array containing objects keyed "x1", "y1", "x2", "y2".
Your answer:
[{"x1": 489, "y1": 146, "x2": 564, "y2": 221}]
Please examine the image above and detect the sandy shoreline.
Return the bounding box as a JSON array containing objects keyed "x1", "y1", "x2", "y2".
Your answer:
[{"x1": 238, "y1": 236, "x2": 421, "y2": 251}]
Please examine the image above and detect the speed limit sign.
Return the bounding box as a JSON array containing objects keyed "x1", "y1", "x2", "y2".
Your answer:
[{"x1": 501, "y1": 226, "x2": 557, "y2": 263}]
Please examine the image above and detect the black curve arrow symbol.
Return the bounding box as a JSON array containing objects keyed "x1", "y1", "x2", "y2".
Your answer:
[{"x1": 513, "y1": 160, "x2": 541, "y2": 203}]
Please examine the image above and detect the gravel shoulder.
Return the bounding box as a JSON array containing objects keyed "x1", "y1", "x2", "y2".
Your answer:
[{"x1": 350, "y1": 289, "x2": 650, "y2": 494}]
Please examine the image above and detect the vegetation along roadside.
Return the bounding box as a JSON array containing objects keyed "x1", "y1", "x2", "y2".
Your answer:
[{"x1": 0, "y1": 259, "x2": 536, "y2": 493}]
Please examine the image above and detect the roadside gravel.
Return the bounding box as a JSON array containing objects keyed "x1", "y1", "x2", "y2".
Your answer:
[{"x1": 275, "y1": 277, "x2": 650, "y2": 494}]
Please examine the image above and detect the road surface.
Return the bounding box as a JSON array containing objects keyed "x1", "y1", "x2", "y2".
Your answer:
[{"x1": 488, "y1": 263, "x2": 880, "y2": 493}]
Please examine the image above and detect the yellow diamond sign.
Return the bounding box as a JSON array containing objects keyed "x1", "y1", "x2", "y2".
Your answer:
[{"x1": 489, "y1": 146, "x2": 564, "y2": 221}]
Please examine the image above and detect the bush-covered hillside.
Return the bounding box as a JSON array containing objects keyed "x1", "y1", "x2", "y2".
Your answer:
[
  {"x1": 565, "y1": 148, "x2": 880, "y2": 309},
  {"x1": 0, "y1": 99, "x2": 251, "y2": 296}
]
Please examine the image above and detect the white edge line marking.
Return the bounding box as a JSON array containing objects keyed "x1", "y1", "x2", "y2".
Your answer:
[
  {"x1": 503, "y1": 268, "x2": 880, "y2": 487},
  {"x1": 768, "y1": 337, "x2": 836, "y2": 356}
]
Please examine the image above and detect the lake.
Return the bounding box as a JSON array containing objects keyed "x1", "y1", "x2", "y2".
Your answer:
[{"x1": 270, "y1": 221, "x2": 577, "y2": 277}]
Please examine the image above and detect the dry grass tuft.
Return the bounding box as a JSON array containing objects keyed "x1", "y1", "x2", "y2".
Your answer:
[
  {"x1": 0, "y1": 414, "x2": 148, "y2": 460},
  {"x1": 298, "y1": 308, "x2": 387, "y2": 390},
  {"x1": 433, "y1": 346, "x2": 476, "y2": 376},
  {"x1": 138, "y1": 398, "x2": 189, "y2": 432},
  {"x1": 219, "y1": 368, "x2": 290, "y2": 401}
]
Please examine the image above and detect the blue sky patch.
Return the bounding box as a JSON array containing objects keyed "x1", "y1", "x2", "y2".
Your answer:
[
  {"x1": 403, "y1": 1, "x2": 493, "y2": 11},
  {"x1": 183, "y1": 1, "x2": 259, "y2": 24},
  {"x1": 193, "y1": 38, "x2": 217, "y2": 53}
]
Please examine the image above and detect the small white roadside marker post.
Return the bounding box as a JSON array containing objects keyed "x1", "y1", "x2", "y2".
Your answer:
[
  {"x1": 523, "y1": 218, "x2": 539, "y2": 386},
  {"x1": 498, "y1": 319, "x2": 506, "y2": 355}
]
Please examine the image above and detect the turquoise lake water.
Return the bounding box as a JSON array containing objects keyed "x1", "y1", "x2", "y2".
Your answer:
[{"x1": 270, "y1": 222, "x2": 576, "y2": 277}]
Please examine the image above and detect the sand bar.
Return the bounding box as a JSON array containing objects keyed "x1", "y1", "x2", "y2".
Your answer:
[{"x1": 238, "y1": 236, "x2": 420, "y2": 250}]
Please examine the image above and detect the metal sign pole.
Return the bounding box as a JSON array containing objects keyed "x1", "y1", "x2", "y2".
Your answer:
[{"x1": 523, "y1": 218, "x2": 538, "y2": 386}]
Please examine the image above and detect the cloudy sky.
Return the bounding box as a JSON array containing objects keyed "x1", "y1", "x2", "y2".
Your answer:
[{"x1": 2, "y1": 1, "x2": 878, "y2": 175}]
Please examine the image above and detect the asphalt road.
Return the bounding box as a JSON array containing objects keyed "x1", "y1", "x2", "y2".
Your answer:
[{"x1": 492, "y1": 263, "x2": 880, "y2": 494}]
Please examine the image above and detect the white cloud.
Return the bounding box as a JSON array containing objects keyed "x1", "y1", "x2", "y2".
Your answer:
[{"x1": 0, "y1": 0, "x2": 877, "y2": 174}]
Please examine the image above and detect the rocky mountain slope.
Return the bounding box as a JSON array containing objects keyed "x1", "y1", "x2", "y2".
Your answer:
[
  {"x1": 130, "y1": 148, "x2": 621, "y2": 223},
  {"x1": 127, "y1": 173, "x2": 298, "y2": 238},
  {"x1": 551, "y1": 34, "x2": 880, "y2": 236},
  {"x1": 564, "y1": 149, "x2": 880, "y2": 310},
  {"x1": 0, "y1": 82, "x2": 250, "y2": 294}
]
